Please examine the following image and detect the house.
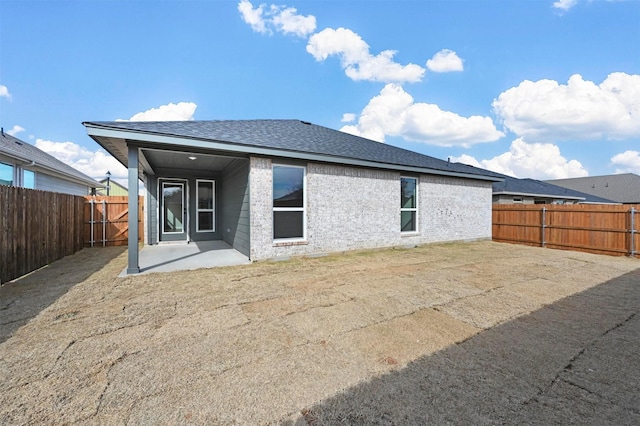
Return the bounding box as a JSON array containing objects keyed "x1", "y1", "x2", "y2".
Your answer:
[
  {"x1": 546, "y1": 174, "x2": 640, "y2": 204},
  {"x1": 0, "y1": 129, "x2": 100, "y2": 195},
  {"x1": 83, "y1": 119, "x2": 504, "y2": 274},
  {"x1": 493, "y1": 175, "x2": 618, "y2": 205},
  {"x1": 97, "y1": 178, "x2": 128, "y2": 196}
]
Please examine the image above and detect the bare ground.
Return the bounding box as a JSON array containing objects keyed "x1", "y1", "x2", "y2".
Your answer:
[{"x1": 1, "y1": 241, "x2": 638, "y2": 424}]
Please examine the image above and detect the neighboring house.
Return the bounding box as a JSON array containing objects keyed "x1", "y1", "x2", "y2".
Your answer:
[
  {"x1": 493, "y1": 175, "x2": 618, "y2": 205},
  {"x1": 97, "y1": 178, "x2": 128, "y2": 196},
  {"x1": 546, "y1": 174, "x2": 640, "y2": 204},
  {"x1": 0, "y1": 129, "x2": 100, "y2": 195},
  {"x1": 83, "y1": 119, "x2": 504, "y2": 274}
]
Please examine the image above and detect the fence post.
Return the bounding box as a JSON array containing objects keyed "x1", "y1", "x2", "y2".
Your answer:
[
  {"x1": 630, "y1": 207, "x2": 636, "y2": 257},
  {"x1": 89, "y1": 199, "x2": 94, "y2": 247},
  {"x1": 541, "y1": 207, "x2": 547, "y2": 248},
  {"x1": 102, "y1": 199, "x2": 107, "y2": 247}
]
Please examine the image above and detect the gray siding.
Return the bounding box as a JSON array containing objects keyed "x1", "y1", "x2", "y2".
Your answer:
[
  {"x1": 220, "y1": 159, "x2": 250, "y2": 256},
  {"x1": 146, "y1": 175, "x2": 158, "y2": 245},
  {"x1": 36, "y1": 173, "x2": 90, "y2": 196}
]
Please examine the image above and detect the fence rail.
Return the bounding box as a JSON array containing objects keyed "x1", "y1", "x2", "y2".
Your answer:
[{"x1": 493, "y1": 204, "x2": 639, "y2": 258}]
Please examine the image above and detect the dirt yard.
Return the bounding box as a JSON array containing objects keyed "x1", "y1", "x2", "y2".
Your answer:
[{"x1": 1, "y1": 241, "x2": 638, "y2": 424}]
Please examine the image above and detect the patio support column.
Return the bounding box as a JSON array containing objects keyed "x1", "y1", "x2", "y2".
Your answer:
[{"x1": 127, "y1": 143, "x2": 140, "y2": 274}]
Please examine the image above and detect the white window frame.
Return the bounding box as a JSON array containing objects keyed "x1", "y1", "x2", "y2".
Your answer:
[
  {"x1": 272, "y1": 164, "x2": 306, "y2": 242},
  {"x1": 196, "y1": 179, "x2": 215, "y2": 233},
  {"x1": 400, "y1": 176, "x2": 418, "y2": 234}
]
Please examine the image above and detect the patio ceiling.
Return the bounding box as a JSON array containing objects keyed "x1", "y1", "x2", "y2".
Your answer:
[
  {"x1": 86, "y1": 133, "x2": 247, "y2": 178},
  {"x1": 140, "y1": 148, "x2": 243, "y2": 176}
]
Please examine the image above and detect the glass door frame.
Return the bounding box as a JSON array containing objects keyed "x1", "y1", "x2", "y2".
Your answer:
[{"x1": 159, "y1": 178, "x2": 189, "y2": 242}]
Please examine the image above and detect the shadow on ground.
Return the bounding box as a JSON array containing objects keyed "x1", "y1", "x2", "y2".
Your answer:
[
  {"x1": 285, "y1": 268, "x2": 640, "y2": 425},
  {"x1": 0, "y1": 246, "x2": 126, "y2": 343}
]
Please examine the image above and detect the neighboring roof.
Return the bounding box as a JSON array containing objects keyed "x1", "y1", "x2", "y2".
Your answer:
[
  {"x1": 546, "y1": 174, "x2": 640, "y2": 204},
  {"x1": 0, "y1": 131, "x2": 100, "y2": 188},
  {"x1": 493, "y1": 175, "x2": 618, "y2": 204},
  {"x1": 83, "y1": 119, "x2": 504, "y2": 182}
]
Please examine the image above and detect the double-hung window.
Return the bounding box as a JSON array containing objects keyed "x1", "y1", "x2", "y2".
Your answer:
[
  {"x1": 273, "y1": 164, "x2": 306, "y2": 240},
  {"x1": 401, "y1": 177, "x2": 418, "y2": 233}
]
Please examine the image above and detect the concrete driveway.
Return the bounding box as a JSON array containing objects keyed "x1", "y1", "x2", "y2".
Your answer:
[{"x1": 1, "y1": 241, "x2": 638, "y2": 424}]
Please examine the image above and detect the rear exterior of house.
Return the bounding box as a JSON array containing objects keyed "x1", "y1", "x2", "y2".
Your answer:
[
  {"x1": 84, "y1": 119, "x2": 502, "y2": 272},
  {"x1": 142, "y1": 156, "x2": 493, "y2": 261}
]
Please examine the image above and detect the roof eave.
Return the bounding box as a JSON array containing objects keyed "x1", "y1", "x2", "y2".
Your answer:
[{"x1": 84, "y1": 123, "x2": 503, "y2": 182}]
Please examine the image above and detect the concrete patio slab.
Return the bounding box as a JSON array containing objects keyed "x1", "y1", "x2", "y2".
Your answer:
[{"x1": 119, "y1": 240, "x2": 251, "y2": 276}]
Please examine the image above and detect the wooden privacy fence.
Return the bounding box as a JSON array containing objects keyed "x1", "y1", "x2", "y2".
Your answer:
[
  {"x1": 0, "y1": 187, "x2": 144, "y2": 284},
  {"x1": 493, "y1": 204, "x2": 639, "y2": 258},
  {"x1": 84, "y1": 196, "x2": 143, "y2": 247},
  {"x1": 0, "y1": 186, "x2": 85, "y2": 283}
]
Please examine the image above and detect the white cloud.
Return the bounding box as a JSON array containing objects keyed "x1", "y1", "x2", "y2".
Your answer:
[
  {"x1": 238, "y1": 0, "x2": 268, "y2": 34},
  {"x1": 7, "y1": 125, "x2": 25, "y2": 136},
  {"x1": 451, "y1": 138, "x2": 589, "y2": 179},
  {"x1": 238, "y1": 0, "x2": 316, "y2": 38},
  {"x1": 117, "y1": 102, "x2": 197, "y2": 122},
  {"x1": 0, "y1": 84, "x2": 11, "y2": 99},
  {"x1": 610, "y1": 150, "x2": 640, "y2": 174},
  {"x1": 341, "y1": 113, "x2": 356, "y2": 123},
  {"x1": 493, "y1": 73, "x2": 640, "y2": 141},
  {"x1": 552, "y1": 0, "x2": 578, "y2": 11},
  {"x1": 341, "y1": 83, "x2": 504, "y2": 146},
  {"x1": 271, "y1": 5, "x2": 317, "y2": 37},
  {"x1": 35, "y1": 139, "x2": 129, "y2": 186},
  {"x1": 426, "y1": 49, "x2": 464, "y2": 73},
  {"x1": 307, "y1": 28, "x2": 425, "y2": 83}
]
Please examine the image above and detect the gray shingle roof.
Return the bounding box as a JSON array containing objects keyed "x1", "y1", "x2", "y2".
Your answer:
[
  {"x1": 494, "y1": 175, "x2": 618, "y2": 204},
  {"x1": 546, "y1": 174, "x2": 640, "y2": 204},
  {"x1": 0, "y1": 132, "x2": 100, "y2": 188},
  {"x1": 84, "y1": 119, "x2": 504, "y2": 181}
]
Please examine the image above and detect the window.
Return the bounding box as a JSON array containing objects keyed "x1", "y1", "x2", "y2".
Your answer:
[
  {"x1": 401, "y1": 177, "x2": 417, "y2": 233},
  {"x1": 23, "y1": 170, "x2": 35, "y2": 189},
  {"x1": 0, "y1": 163, "x2": 14, "y2": 186},
  {"x1": 197, "y1": 180, "x2": 215, "y2": 232},
  {"x1": 273, "y1": 165, "x2": 305, "y2": 240}
]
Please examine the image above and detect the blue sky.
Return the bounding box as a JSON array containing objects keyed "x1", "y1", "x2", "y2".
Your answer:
[{"x1": 1, "y1": 0, "x2": 639, "y2": 186}]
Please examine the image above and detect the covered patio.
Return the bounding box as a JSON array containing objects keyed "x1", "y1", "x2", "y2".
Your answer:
[
  {"x1": 119, "y1": 240, "x2": 251, "y2": 277},
  {"x1": 84, "y1": 121, "x2": 253, "y2": 274}
]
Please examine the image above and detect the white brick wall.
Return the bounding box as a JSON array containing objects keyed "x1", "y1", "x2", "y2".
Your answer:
[{"x1": 249, "y1": 158, "x2": 493, "y2": 260}]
